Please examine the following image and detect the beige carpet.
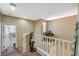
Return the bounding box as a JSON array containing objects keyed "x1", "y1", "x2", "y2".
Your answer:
[
  {"x1": 22, "y1": 51, "x2": 42, "y2": 56},
  {"x1": 2, "y1": 47, "x2": 42, "y2": 56}
]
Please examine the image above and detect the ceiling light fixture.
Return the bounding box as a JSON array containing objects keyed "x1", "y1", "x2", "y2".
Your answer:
[
  {"x1": 10, "y1": 3, "x2": 16, "y2": 10},
  {"x1": 23, "y1": 16, "x2": 26, "y2": 18}
]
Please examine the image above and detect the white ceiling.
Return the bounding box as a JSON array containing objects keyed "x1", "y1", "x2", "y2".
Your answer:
[{"x1": 0, "y1": 3, "x2": 78, "y2": 21}]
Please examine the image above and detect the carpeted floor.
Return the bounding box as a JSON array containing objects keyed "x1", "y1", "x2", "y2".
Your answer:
[
  {"x1": 2, "y1": 47, "x2": 42, "y2": 56},
  {"x1": 2, "y1": 48, "x2": 20, "y2": 56},
  {"x1": 22, "y1": 51, "x2": 42, "y2": 56}
]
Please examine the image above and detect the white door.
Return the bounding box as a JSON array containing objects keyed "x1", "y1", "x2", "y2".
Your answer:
[
  {"x1": 2, "y1": 24, "x2": 17, "y2": 50},
  {"x1": 3, "y1": 25, "x2": 10, "y2": 49},
  {"x1": 9, "y1": 25, "x2": 17, "y2": 47}
]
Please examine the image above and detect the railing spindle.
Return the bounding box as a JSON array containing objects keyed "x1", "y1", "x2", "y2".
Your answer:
[
  {"x1": 51, "y1": 38, "x2": 54, "y2": 55},
  {"x1": 45, "y1": 37, "x2": 46, "y2": 52},
  {"x1": 46, "y1": 37, "x2": 48, "y2": 53},
  {"x1": 42, "y1": 36, "x2": 43, "y2": 50},
  {"x1": 58, "y1": 40, "x2": 60, "y2": 56},
  {"x1": 33, "y1": 34, "x2": 72, "y2": 56},
  {"x1": 43, "y1": 36, "x2": 44, "y2": 50},
  {"x1": 68, "y1": 42, "x2": 70, "y2": 56},
  {"x1": 48, "y1": 37, "x2": 50, "y2": 54},
  {"x1": 55, "y1": 39, "x2": 57, "y2": 55},
  {"x1": 63, "y1": 42, "x2": 65, "y2": 56}
]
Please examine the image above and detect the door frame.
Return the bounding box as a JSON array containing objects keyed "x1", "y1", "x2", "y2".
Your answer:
[{"x1": 1, "y1": 23, "x2": 18, "y2": 53}]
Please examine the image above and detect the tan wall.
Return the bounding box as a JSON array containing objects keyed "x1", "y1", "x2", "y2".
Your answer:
[
  {"x1": 48, "y1": 15, "x2": 77, "y2": 40},
  {"x1": 34, "y1": 20, "x2": 48, "y2": 35},
  {"x1": 0, "y1": 14, "x2": 1, "y2": 55},
  {"x1": 1, "y1": 15, "x2": 35, "y2": 48},
  {"x1": 34, "y1": 21, "x2": 43, "y2": 35}
]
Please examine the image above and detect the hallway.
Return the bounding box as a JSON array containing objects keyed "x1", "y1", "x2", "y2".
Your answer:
[{"x1": 2, "y1": 47, "x2": 42, "y2": 56}]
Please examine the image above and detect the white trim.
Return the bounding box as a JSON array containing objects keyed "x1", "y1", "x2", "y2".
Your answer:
[
  {"x1": 36, "y1": 47, "x2": 49, "y2": 56},
  {"x1": 34, "y1": 34, "x2": 72, "y2": 43},
  {"x1": 34, "y1": 33, "x2": 72, "y2": 56},
  {"x1": 36, "y1": 49, "x2": 44, "y2": 56},
  {"x1": 36, "y1": 48, "x2": 47, "y2": 56}
]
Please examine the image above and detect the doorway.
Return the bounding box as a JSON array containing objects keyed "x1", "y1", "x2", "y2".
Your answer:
[{"x1": 2, "y1": 24, "x2": 17, "y2": 53}]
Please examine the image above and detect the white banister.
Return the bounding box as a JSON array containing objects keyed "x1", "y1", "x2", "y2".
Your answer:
[
  {"x1": 58, "y1": 40, "x2": 60, "y2": 56},
  {"x1": 68, "y1": 42, "x2": 70, "y2": 56},
  {"x1": 54, "y1": 39, "x2": 57, "y2": 55},
  {"x1": 63, "y1": 42, "x2": 65, "y2": 56},
  {"x1": 46, "y1": 38, "x2": 48, "y2": 53},
  {"x1": 40, "y1": 36, "x2": 42, "y2": 49},
  {"x1": 41, "y1": 37, "x2": 43, "y2": 50},
  {"x1": 51, "y1": 38, "x2": 54, "y2": 55},
  {"x1": 31, "y1": 33, "x2": 73, "y2": 56},
  {"x1": 44, "y1": 37, "x2": 46, "y2": 51}
]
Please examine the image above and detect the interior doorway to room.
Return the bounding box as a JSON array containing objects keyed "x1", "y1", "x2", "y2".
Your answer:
[{"x1": 2, "y1": 24, "x2": 17, "y2": 52}]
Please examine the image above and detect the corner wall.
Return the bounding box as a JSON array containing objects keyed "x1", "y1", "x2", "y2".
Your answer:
[
  {"x1": 48, "y1": 15, "x2": 77, "y2": 40},
  {"x1": 34, "y1": 21, "x2": 43, "y2": 35}
]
